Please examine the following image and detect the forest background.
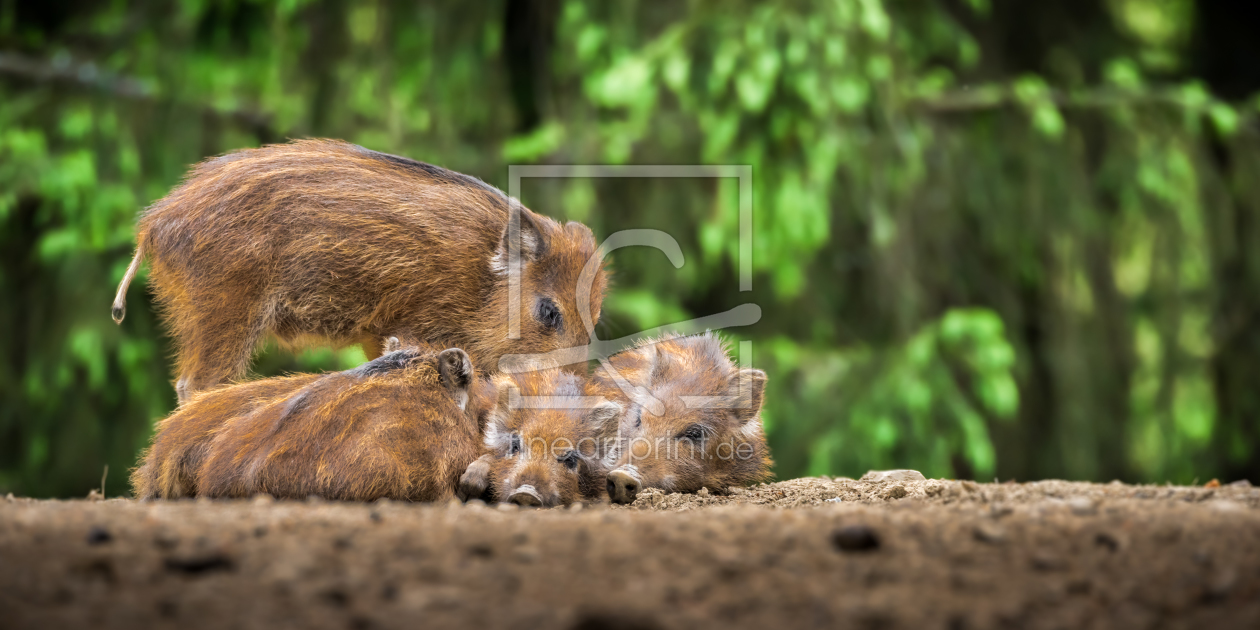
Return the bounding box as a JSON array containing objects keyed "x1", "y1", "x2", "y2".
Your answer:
[{"x1": 2, "y1": 0, "x2": 1259, "y2": 497}]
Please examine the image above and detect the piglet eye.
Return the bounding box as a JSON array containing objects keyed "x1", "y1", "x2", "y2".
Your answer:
[
  {"x1": 678, "y1": 425, "x2": 706, "y2": 441},
  {"x1": 509, "y1": 434, "x2": 522, "y2": 456},
  {"x1": 535, "y1": 298, "x2": 563, "y2": 332},
  {"x1": 559, "y1": 451, "x2": 580, "y2": 470}
]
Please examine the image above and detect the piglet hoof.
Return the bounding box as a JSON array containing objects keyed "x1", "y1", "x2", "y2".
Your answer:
[
  {"x1": 439, "y1": 348, "x2": 473, "y2": 411},
  {"x1": 457, "y1": 455, "x2": 492, "y2": 502},
  {"x1": 383, "y1": 336, "x2": 402, "y2": 353},
  {"x1": 438, "y1": 348, "x2": 473, "y2": 391}
]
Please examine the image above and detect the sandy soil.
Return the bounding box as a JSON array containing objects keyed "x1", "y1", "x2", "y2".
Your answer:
[{"x1": 3, "y1": 474, "x2": 1259, "y2": 630}]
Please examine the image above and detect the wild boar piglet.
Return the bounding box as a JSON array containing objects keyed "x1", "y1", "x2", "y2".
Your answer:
[
  {"x1": 131, "y1": 340, "x2": 493, "y2": 502},
  {"x1": 459, "y1": 369, "x2": 621, "y2": 507},
  {"x1": 585, "y1": 332, "x2": 773, "y2": 504},
  {"x1": 112, "y1": 139, "x2": 608, "y2": 402}
]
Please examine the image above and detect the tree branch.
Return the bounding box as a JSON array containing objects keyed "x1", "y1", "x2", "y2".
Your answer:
[
  {"x1": 914, "y1": 85, "x2": 1230, "y2": 113},
  {"x1": 0, "y1": 51, "x2": 276, "y2": 140}
]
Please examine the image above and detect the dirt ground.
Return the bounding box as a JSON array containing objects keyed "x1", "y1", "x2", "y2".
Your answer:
[{"x1": 3, "y1": 474, "x2": 1259, "y2": 630}]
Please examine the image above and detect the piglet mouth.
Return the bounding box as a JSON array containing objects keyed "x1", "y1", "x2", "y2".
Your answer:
[{"x1": 507, "y1": 484, "x2": 545, "y2": 508}]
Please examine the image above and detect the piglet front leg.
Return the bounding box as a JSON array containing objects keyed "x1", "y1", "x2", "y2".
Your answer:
[{"x1": 458, "y1": 454, "x2": 496, "y2": 502}]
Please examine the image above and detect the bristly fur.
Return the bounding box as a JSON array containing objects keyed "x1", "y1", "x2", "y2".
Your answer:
[
  {"x1": 481, "y1": 369, "x2": 620, "y2": 507},
  {"x1": 113, "y1": 139, "x2": 609, "y2": 402},
  {"x1": 586, "y1": 331, "x2": 773, "y2": 495},
  {"x1": 129, "y1": 342, "x2": 494, "y2": 502},
  {"x1": 346, "y1": 349, "x2": 426, "y2": 377}
]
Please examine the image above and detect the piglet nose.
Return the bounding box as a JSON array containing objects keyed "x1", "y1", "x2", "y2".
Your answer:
[
  {"x1": 508, "y1": 485, "x2": 544, "y2": 508},
  {"x1": 607, "y1": 469, "x2": 639, "y2": 505}
]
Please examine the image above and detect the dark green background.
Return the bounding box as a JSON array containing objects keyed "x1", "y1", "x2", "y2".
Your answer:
[{"x1": 3, "y1": 0, "x2": 1259, "y2": 497}]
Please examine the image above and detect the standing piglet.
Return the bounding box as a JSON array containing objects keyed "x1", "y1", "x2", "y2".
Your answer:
[
  {"x1": 131, "y1": 341, "x2": 492, "y2": 502},
  {"x1": 112, "y1": 139, "x2": 608, "y2": 402},
  {"x1": 458, "y1": 369, "x2": 622, "y2": 507},
  {"x1": 585, "y1": 332, "x2": 773, "y2": 504}
]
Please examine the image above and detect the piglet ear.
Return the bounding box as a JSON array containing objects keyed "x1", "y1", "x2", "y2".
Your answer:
[
  {"x1": 491, "y1": 374, "x2": 517, "y2": 414},
  {"x1": 585, "y1": 400, "x2": 623, "y2": 461},
  {"x1": 728, "y1": 369, "x2": 767, "y2": 424},
  {"x1": 613, "y1": 342, "x2": 661, "y2": 389},
  {"x1": 586, "y1": 400, "x2": 622, "y2": 432},
  {"x1": 643, "y1": 343, "x2": 665, "y2": 386},
  {"x1": 483, "y1": 374, "x2": 518, "y2": 451},
  {"x1": 498, "y1": 205, "x2": 550, "y2": 266}
]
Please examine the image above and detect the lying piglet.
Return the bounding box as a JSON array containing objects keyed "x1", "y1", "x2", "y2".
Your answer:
[
  {"x1": 458, "y1": 369, "x2": 621, "y2": 507},
  {"x1": 586, "y1": 332, "x2": 773, "y2": 504},
  {"x1": 131, "y1": 340, "x2": 490, "y2": 502}
]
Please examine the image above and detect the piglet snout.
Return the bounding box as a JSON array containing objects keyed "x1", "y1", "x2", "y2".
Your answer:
[
  {"x1": 508, "y1": 484, "x2": 544, "y2": 508},
  {"x1": 607, "y1": 468, "x2": 640, "y2": 505}
]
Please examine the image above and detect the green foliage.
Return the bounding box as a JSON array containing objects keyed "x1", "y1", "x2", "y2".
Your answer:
[
  {"x1": 2, "y1": 0, "x2": 1258, "y2": 496},
  {"x1": 768, "y1": 308, "x2": 1019, "y2": 481}
]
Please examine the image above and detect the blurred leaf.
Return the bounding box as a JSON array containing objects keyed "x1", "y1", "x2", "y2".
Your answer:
[
  {"x1": 589, "y1": 55, "x2": 653, "y2": 108},
  {"x1": 503, "y1": 122, "x2": 565, "y2": 163},
  {"x1": 1208, "y1": 102, "x2": 1239, "y2": 136},
  {"x1": 1104, "y1": 57, "x2": 1144, "y2": 88}
]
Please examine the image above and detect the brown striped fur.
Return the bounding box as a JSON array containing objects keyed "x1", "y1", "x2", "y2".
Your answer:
[
  {"x1": 130, "y1": 343, "x2": 495, "y2": 502},
  {"x1": 587, "y1": 332, "x2": 773, "y2": 504},
  {"x1": 458, "y1": 369, "x2": 621, "y2": 507},
  {"x1": 113, "y1": 139, "x2": 607, "y2": 402}
]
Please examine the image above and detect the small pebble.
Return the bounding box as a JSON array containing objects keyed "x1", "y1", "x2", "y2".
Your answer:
[
  {"x1": 697, "y1": 487, "x2": 710, "y2": 498},
  {"x1": 1207, "y1": 569, "x2": 1238, "y2": 601},
  {"x1": 1209, "y1": 500, "x2": 1244, "y2": 513},
  {"x1": 154, "y1": 530, "x2": 179, "y2": 549},
  {"x1": 1094, "y1": 532, "x2": 1119, "y2": 552},
  {"x1": 514, "y1": 547, "x2": 540, "y2": 563},
  {"x1": 860, "y1": 469, "x2": 926, "y2": 483},
  {"x1": 1031, "y1": 551, "x2": 1065, "y2": 572},
  {"x1": 1068, "y1": 497, "x2": 1097, "y2": 516},
  {"x1": 86, "y1": 526, "x2": 113, "y2": 546},
  {"x1": 497, "y1": 502, "x2": 518, "y2": 512},
  {"x1": 973, "y1": 523, "x2": 1006, "y2": 544},
  {"x1": 831, "y1": 525, "x2": 880, "y2": 552}
]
